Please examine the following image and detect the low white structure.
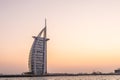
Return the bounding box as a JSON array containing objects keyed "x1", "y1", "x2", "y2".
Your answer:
[{"x1": 29, "y1": 19, "x2": 49, "y2": 75}]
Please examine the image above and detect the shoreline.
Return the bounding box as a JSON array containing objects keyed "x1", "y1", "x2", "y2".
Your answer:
[{"x1": 0, "y1": 73, "x2": 120, "y2": 77}]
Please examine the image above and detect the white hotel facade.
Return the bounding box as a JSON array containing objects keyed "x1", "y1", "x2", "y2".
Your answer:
[{"x1": 29, "y1": 20, "x2": 49, "y2": 75}]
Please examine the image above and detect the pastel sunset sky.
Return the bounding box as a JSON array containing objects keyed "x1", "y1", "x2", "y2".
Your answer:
[{"x1": 1, "y1": 0, "x2": 120, "y2": 74}]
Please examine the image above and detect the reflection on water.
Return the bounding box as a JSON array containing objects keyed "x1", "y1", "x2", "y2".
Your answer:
[{"x1": 1, "y1": 75, "x2": 120, "y2": 80}]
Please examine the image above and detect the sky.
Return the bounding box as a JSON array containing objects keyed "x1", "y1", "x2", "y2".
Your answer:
[{"x1": 1, "y1": 0, "x2": 120, "y2": 74}]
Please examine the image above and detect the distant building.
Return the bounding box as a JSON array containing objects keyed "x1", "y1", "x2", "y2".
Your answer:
[
  {"x1": 114, "y1": 68, "x2": 120, "y2": 74},
  {"x1": 28, "y1": 19, "x2": 49, "y2": 75}
]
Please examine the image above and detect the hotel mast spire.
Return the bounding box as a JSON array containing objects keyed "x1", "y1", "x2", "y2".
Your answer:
[{"x1": 44, "y1": 18, "x2": 47, "y2": 38}]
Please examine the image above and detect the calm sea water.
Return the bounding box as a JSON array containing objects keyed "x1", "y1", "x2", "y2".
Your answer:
[{"x1": 1, "y1": 75, "x2": 120, "y2": 80}]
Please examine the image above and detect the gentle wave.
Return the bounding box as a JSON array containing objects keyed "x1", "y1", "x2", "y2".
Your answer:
[{"x1": 1, "y1": 75, "x2": 120, "y2": 80}]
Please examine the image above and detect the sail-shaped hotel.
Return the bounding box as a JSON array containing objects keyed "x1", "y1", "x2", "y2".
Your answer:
[{"x1": 29, "y1": 19, "x2": 49, "y2": 75}]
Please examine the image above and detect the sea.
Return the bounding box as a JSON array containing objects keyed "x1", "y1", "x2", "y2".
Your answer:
[{"x1": 1, "y1": 75, "x2": 120, "y2": 80}]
